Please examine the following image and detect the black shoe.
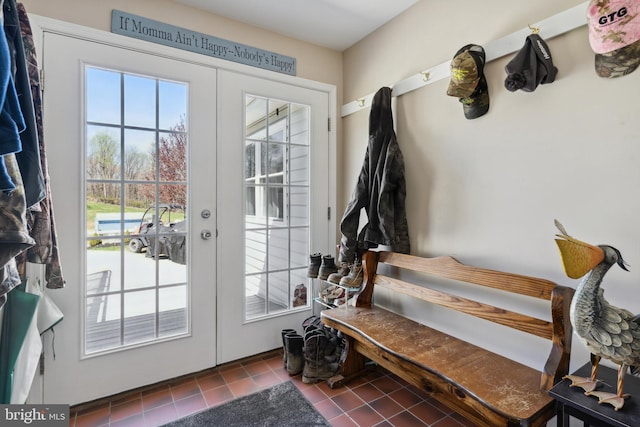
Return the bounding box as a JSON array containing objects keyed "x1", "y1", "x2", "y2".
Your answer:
[{"x1": 307, "y1": 253, "x2": 322, "y2": 278}]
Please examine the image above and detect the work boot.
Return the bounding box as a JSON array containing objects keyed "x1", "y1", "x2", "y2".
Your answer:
[
  {"x1": 284, "y1": 333, "x2": 304, "y2": 376},
  {"x1": 325, "y1": 285, "x2": 344, "y2": 305},
  {"x1": 281, "y1": 328, "x2": 296, "y2": 367},
  {"x1": 327, "y1": 262, "x2": 350, "y2": 284},
  {"x1": 318, "y1": 255, "x2": 338, "y2": 281},
  {"x1": 339, "y1": 261, "x2": 363, "y2": 288},
  {"x1": 307, "y1": 253, "x2": 322, "y2": 278},
  {"x1": 302, "y1": 329, "x2": 339, "y2": 384}
]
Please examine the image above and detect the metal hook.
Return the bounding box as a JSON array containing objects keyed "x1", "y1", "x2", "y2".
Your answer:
[
  {"x1": 421, "y1": 72, "x2": 430, "y2": 82},
  {"x1": 528, "y1": 24, "x2": 540, "y2": 34},
  {"x1": 357, "y1": 98, "x2": 365, "y2": 107}
]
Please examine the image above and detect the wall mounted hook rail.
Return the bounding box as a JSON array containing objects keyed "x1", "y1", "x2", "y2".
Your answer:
[{"x1": 341, "y1": 1, "x2": 588, "y2": 117}]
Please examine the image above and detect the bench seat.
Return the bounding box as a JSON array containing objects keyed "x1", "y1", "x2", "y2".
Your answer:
[
  {"x1": 320, "y1": 250, "x2": 574, "y2": 427},
  {"x1": 322, "y1": 306, "x2": 555, "y2": 425}
]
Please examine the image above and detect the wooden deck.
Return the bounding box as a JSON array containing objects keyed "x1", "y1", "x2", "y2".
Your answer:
[{"x1": 86, "y1": 295, "x2": 287, "y2": 353}]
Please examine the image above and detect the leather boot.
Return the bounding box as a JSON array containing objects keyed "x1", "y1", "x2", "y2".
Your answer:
[
  {"x1": 281, "y1": 328, "x2": 296, "y2": 367},
  {"x1": 284, "y1": 333, "x2": 304, "y2": 376},
  {"x1": 318, "y1": 255, "x2": 338, "y2": 280},
  {"x1": 302, "y1": 315, "x2": 322, "y2": 334},
  {"x1": 327, "y1": 262, "x2": 350, "y2": 284},
  {"x1": 302, "y1": 330, "x2": 339, "y2": 384},
  {"x1": 307, "y1": 253, "x2": 322, "y2": 278},
  {"x1": 339, "y1": 261, "x2": 363, "y2": 288}
]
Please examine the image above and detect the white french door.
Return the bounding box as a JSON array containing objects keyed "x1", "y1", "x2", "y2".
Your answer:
[
  {"x1": 41, "y1": 33, "x2": 217, "y2": 405},
  {"x1": 217, "y1": 70, "x2": 330, "y2": 363}
]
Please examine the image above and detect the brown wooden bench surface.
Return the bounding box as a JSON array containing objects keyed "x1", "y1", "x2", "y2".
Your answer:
[{"x1": 321, "y1": 251, "x2": 574, "y2": 427}]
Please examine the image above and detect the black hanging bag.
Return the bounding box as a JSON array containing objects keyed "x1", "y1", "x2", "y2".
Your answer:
[{"x1": 504, "y1": 33, "x2": 557, "y2": 92}]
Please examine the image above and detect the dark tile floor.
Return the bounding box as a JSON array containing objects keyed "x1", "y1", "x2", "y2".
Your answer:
[{"x1": 68, "y1": 349, "x2": 478, "y2": 427}]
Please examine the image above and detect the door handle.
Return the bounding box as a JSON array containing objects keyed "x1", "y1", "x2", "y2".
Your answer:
[{"x1": 201, "y1": 230, "x2": 212, "y2": 240}]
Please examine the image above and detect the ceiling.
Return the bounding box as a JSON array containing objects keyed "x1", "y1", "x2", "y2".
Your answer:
[{"x1": 176, "y1": 0, "x2": 419, "y2": 51}]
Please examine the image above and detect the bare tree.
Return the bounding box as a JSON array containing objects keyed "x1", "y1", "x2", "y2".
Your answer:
[
  {"x1": 124, "y1": 147, "x2": 149, "y2": 205},
  {"x1": 87, "y1": 131, "x2": 119, "y2": 202}
]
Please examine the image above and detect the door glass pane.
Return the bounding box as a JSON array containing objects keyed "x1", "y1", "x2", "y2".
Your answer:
[
  {"x1": 86, "y1": 68, "x2": 120, "y2": 125},
  {"x1": 244, "y1": 94, "x2": 311, "y2": 320},
  {"x1": 85, "y1": 66, "x2": 189, "y2": 355},
  {"x1": 124, "y1": 74, "x2": 156, "y2": 128}
]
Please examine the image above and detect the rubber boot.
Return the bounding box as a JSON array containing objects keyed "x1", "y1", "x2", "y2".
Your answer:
[
  {"x1": 284, "y1": 333, "x2": 304, "y2": 376},
  {"x1": 281, "y1": 328, "x2": 296, "y2": 367},
  {"x1": 302, "y1": 330, "x2": 339, "y2": 384}
]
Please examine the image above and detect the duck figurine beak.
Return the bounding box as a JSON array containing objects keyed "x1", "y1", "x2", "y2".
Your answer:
[{"x1": 554, "y1": 221, "x2": 604, "y2": 279}]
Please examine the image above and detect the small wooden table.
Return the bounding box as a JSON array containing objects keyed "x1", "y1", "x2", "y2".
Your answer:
[{"x1": 549, "y1": 363, "x2": 640, "y2": 427}]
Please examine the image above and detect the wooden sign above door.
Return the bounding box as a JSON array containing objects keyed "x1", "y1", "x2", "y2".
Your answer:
[{"x1": 111, "y1": 10, "x2": 297, "y2": 76}]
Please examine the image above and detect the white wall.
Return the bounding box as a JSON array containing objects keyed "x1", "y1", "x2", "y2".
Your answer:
[{"x1": 342, "y1": 0, "x2": 640, "y2": 373}]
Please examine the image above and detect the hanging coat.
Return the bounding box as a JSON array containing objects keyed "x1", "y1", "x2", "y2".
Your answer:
[
  {"x1": 4, "y1": 0, "x2": 45, "y2": 207},
  {"x1": 14, "y1": 3, "x2": 66, "y2": 289},
  {"x1": 338, "y1": 87, "x2": 410, "y2": 263}
]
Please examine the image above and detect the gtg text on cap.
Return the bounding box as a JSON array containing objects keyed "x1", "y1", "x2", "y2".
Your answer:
[
  {"x1": 587, "y1": 0, "x2": 640, "y2": 78},
  {"x1": 447, "y1": 44, "x2": 489, "y2": 120}
]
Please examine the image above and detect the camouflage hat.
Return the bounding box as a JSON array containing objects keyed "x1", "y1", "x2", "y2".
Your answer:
[
  {"x1": 447, "y1": 44, "x2": 485, "y2": 98},
  {"x1": 587, "y1": 0, "x2": 640, "y2": 78},
  {"x1": 460, "y1": 75, "x2": 489, "y2": 120},
  {"x1": 447, "y1": 44, "x2": 489, "y2": 119}
]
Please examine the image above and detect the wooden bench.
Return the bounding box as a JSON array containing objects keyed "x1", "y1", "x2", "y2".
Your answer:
[{"x1": 320, "y1": 250, "x2": 574, "y2": 427}]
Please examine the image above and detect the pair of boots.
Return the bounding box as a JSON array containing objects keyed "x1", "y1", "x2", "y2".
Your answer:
[
  {"x1": 307, "y1": 253, "x2": 338, "y2": 280},
  {"x1": 281, "y1": 316, "x2": 343, "y2": 383},
  {"x1": 300, "y1": 315, "x2": 342, "y2": 384},
  {"x1": 327, "y1": 261, "x2": 363, "y2": 288}
]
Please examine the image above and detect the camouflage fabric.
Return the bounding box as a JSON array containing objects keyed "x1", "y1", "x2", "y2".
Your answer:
[
  {"x1": 0, "y1": 258, "x2": 21, "y2": 309},
  {"x1": 13, "y1": 3, "x2": 66, "y2": 288},
  {"x1": 460, "y1": 75, "x2": 490, "y2": 120},
  {"x1": 447, "y1": 44, "x2": 489, "y2": 119},
  {"x1": 588, "y1": 0, "x2": 640, "y2": 77},
  {"x1": 0, "y1": 153, "x2": 35, "y2": 301},
  {"x1": 447, "y1": 44, "x2": 485, "y2": 98},
  {"x1": 338, "y1": 87, "x2": 410, "y2": 264},
  {"x1": 595, "y1": 38, "x2": 640, "y2": 77},
  {"x1": 587, "y1": 0, "x2": 640, "y2": 54},
  {"x1": 4, "y1": 0, "x2": 46, "y2": 207}
]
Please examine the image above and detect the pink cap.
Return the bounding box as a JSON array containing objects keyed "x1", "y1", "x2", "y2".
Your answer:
[{"x1": 588, "y1": 0, "x2": 640, "y2": 54}]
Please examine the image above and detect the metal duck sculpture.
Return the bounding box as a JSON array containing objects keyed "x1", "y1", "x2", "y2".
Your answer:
[{"x1": 554, "y1": 220, "x2": 640, "y2": 410}]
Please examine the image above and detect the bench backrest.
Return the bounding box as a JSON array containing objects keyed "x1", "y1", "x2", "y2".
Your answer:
[{"x1": 354, "y1": 250, "x2": 574, "y2": 390}]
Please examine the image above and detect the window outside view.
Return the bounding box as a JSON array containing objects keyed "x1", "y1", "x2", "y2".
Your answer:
[
  {"x1": 84, "y1": 66, "x2": 189, "y2": 354},
  {"x1": 244, "y1": 95, "x2": 311, "y2": 320},
  {"x1": 83, "y1": 70, "x2": 314, "y2": 353}
]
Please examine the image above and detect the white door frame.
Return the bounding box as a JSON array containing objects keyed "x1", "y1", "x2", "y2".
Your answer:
[
  {"x1": 40, "y1": 32, "x2": 218, "y2": 405},
  {"x1": 25, "y1": 14, "x2": 336, "y2": 404}
]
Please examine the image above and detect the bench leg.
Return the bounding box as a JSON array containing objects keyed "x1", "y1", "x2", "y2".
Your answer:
[{"x1": 327, "y1": 335, "x2": 367, "y2": 389}]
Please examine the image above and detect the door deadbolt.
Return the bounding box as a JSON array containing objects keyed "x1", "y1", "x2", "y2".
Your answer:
[{"x1": 201, "y1": 209, "x2": 211, "y2": 219}]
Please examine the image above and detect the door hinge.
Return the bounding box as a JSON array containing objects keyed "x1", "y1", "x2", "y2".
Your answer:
[
  {"x1": 328, "y1": 118, "x2": 331, "y2": 132},
  {"x1": 327, "y1": 207, "x2": 331, "y2": 220},
  {"x1": 40, "y1": 68, "x2": 44, "y2": 92}
]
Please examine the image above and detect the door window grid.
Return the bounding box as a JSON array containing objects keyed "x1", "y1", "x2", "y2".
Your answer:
[
  {"x1": 244, "y1": 96, "x2": 310, "y2": 320},
  {"x1": 84, "y1": 66, "x2": 189, "y2": 355}
]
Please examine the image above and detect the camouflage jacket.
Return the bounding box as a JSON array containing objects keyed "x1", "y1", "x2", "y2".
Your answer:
[{"x1": 338, "y1": 87, "x2": 410, "y2": 263}]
